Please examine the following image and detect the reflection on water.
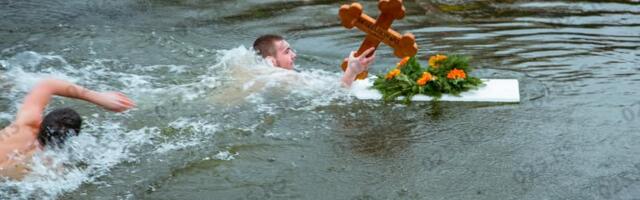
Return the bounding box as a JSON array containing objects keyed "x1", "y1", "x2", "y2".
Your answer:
[
  {"x1": 335, "y1": 103, "x2": 418, "y2": 157},
  {"x1": 1, "y1": 0, "x2": 640, "y2": 199}
]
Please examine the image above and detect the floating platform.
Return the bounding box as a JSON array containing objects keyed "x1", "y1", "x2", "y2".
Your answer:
[{"x1": 350, "y1": 79, "x2": 520, "y2": 103}]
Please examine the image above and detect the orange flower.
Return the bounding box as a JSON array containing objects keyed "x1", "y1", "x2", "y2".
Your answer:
[
  {"x1": 428, "y1": 54, "x2": 448, "y2": 68},
  {"x1": 416, "y1": 72, "x2": 432, "y2": 86},
  {"x1": 446, "y1": 68, "x2": 466, "y2": 79},
  {"x1": 396, "y1": 57, "x2": 410, "y2": 68},
  {"x1": 385, "y1": 69, "x2": 401, "y2": 80}
]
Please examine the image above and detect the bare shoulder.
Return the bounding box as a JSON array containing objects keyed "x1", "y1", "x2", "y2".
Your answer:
[
  {"x1": 0, "y1": 123, "x2": 39, "y2": 145},
  {"x1": 0, "y1": 124, "x2": 21, "y2": 140},
  {"x1": 0, "y1": 123, "x2": 39, "y2": 175}
]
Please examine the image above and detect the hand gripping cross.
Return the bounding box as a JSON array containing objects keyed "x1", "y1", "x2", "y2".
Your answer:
[{"x1": 339, "y1": 0, "x2": 418, "y2": 80}]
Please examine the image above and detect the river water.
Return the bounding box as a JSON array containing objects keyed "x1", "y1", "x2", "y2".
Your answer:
[{"x1": 0, "y1": 0, "x2": 639, "y2": 199}]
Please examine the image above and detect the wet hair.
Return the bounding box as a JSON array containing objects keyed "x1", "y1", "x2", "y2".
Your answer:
[
  {"x1": 253, "y1": 34, "x2": 283, "y2": 58},
  {"x1": 38, "y1": 108, "x2": 82, "y2": 148}
]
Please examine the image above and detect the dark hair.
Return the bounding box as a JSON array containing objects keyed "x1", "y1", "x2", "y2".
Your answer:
[
  {"x1": 253, "y1": 34, "x2": 283, "y2": 58},
  {"x1": 38, "y1": 108, "x2": 82, "y2": 147}
]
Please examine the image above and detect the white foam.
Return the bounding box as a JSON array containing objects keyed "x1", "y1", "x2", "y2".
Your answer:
[
  {"x1": 0, "y1": 51, "x2": 164, "y2": 199},
  {"x1": 0, "y1": 113, "x2": 12, "y2": 121},
  {"x1": 212, "y1": 151, "x2": 237, "y2": 161},
  {"x1": 154, "y1": 118, "x2": 219, "y2": 154},
  {"x1": 0, "y1": 46, "x2": 356, "y2": 199},
  {"x1": 0, "y1": 123, "x2": 157, "y2": 199},
  {"x1": 209, "y1": 46, "x2": 353, "y2": 112}
]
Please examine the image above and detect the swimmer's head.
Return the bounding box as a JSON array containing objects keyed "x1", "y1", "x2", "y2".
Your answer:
[
  {"x1": 38, "y1": 108, "x2": 82, "y2": 148},
  {"x1": 253, "y1": 34, "x2": 297, "y2": 70}
]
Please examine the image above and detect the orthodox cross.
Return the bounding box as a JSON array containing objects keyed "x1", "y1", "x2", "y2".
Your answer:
[{"x1": 339, "y1": 0, "x2": 418, "y2": 80}]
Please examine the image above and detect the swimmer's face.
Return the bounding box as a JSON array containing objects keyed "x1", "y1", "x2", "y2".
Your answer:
[{"x1": 272, "y1": 40, "x2": 296, "y2": 70}]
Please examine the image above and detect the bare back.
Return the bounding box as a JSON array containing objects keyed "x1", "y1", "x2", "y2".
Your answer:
[{"x1": 0, "y1": 123, "x2": 40, "y2": 180}]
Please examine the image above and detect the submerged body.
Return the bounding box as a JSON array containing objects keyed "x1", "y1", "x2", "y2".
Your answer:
[
  {"x1": 252, "y1": 34, "x2": 376, "y2": 88},
  {"x1": 210, "y1": 35, "x2": 377, "y2": 106}
]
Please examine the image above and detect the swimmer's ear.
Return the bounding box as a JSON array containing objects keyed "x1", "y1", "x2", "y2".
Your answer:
[{"x1": 265, "y1": 56, "x2": 277, "y2": 66}]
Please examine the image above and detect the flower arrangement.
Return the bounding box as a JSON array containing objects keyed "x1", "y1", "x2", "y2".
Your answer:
[{"x1": 372, "y1": 54, "x2": 483, "y2": 104}]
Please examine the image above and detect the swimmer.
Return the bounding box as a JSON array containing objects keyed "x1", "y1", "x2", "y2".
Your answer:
[
  {"x1": 252, "y1": 34, "x2": 376, "y2": 87},
  {"x1": 0, "y1": 78, "x2": 135, "y2": 180}
]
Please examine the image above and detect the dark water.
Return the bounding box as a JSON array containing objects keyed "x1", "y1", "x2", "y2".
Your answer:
[{"x1": 1, "y1": 0, "x2": 640, "y2": 199}]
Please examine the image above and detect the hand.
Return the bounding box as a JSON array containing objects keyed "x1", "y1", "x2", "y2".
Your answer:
[
  {"x1": 95, "y1": 92, "x2": 135, "y2": 112},
  {"x1": 345, "y1": 47, "x2": 376, "y2": 78},
  {"x1": 341, "y1": 47, "x2": 376, "y2": 88}
]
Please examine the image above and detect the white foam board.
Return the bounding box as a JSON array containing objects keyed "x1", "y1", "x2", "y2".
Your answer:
[{"x1": 351, "y1": 78, "x2": 520, "y2": 102}]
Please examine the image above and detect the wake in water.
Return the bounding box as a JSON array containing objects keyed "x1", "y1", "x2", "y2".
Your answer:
[
  {"x1": 0, "y1": 51, "x2": 160, "y2": 199},
  {"x1": 208, "y1": 46, "x2": 353, "y2": 110},
  {"x1": 0, "y1": 46, "x2": 355, "y2": 199}
]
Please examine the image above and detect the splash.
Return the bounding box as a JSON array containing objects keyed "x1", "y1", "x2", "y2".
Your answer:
[
  {"x1": 203, "y1": 151, "x2": 237, "y2": 161},
  {"x1": 154, "y1": 117, "x2": 219, "y2": 154},
  {"x1": 208, "y1": 46, "x2": 354, "y2": 112},
  {"x1": 0, "y1": 46, "x2": 356, "y2": 199},
  {"x1": 0, "y1": 122, "x2": 157, "y2": 199},
  {"x1": 0, "y1": 51, "x2": 160, "y2": 199}
]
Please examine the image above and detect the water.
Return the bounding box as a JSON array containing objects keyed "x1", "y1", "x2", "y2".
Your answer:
[{"x1": 1, "y1": 0, "x2": 639, "y2": 199}]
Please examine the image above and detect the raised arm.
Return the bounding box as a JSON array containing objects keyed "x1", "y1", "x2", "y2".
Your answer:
[
  {"x1": 14, "y1": 79, "x2": 135, "y2": 131},
  {"x1": 341, "y1": 47, "x2": 376, "y2": 88}
]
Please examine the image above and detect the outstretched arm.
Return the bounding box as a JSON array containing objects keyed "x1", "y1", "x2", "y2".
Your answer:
[
  {"x1": 341, "y1": 47, "x2": 376, "y2": 88},
  {"x1": 14, "y1": 78, "x2": 135, "y2": 132}
]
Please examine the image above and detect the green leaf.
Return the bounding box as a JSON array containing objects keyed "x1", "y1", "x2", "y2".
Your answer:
[{"x1": 371, "y1": 55, "x2": 483, "y2": 105}]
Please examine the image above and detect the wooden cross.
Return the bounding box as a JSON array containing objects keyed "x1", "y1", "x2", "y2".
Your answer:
[{"x1": 339, "y1": 0, "x2": 418, "y2": 80}]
